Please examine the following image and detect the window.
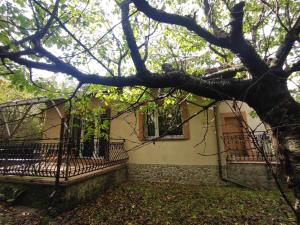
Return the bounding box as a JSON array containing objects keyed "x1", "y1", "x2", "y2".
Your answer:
[
  {"x1": 69, "y1": 108, "x2": 111, "y2": 158},
  {"x1": 142, "y1": 103, "x2": 189, "y2": 140}
]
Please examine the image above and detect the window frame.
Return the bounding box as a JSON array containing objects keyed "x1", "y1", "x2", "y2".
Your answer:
[{"x1": 138, "y1": 101, "x2": 190, "y2": 141}]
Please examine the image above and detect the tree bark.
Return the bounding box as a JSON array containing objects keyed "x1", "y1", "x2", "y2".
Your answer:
[{"x1": 244, "y1": 71, "x2": 300, "y2": 220}]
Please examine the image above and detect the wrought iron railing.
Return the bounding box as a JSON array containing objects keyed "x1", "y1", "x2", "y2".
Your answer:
[
  {"x1": 223, "y1": 131, "x2": 277, "y2": 162},
  {"x1": 0, "y1": 138, "x2": 128, "y2": 179}
]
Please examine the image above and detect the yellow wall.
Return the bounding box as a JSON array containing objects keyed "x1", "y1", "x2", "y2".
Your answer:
[
  {"x1": 42, "y1": 103, "x2": 66, "y2": 141},
  {"x1": 110, "y1": 103, "x2": 219, "y2": 166},
  {"x1": 218, "y1": 101, "x2": 266, "y2": 132},
  {"x1": 42, "y1": 97, "x2": 101, "y2": 141},
  {"x1": 41, "y1": 99, "x2": 265, "y2": 166}
]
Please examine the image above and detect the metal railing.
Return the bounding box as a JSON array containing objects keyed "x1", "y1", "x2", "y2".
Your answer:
[
  {"x1": 223, "y1": 131, "x2": 277, "y2": 162},
  {"x1": 0, "y1": 138, "x2": 128, "y2": 179}
]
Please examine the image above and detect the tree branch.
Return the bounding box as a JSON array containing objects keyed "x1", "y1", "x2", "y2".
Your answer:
[
  {"x1": 33, "y1": 0, "x2": 115, "y2": 76},
  {"x1": 202, "y1": 64, "x2": 245, "y2": 79},
  {"x1": 272, "y1": 16, "x2": 300, "y2": 68},
  {"x1": 1, "y1": 0, "x2": 59, "y2": 49},
  {"x1": 120, "y1": 0, "x2": 149, "y2": 75},
  {"x1": 260, "y1": 0, "x2": 290, "y2": 33},
  {"x1": 209, "y1": 45, "x2": 228, "y2": 62},
  {"x1": 203, "y1": 0, "x2": 227, "y2": 38},
  {"x1": 0, "y1": 44, "x2": 250, "y2": 101},
  {"x1": 132, "y1": 0, "x2": 268, "y2": 78},
  {"x1": 229, "y1": 1, "x2": 245, "y2": 38},
  {"x1": 227, "y1": 2, "x2": 269, "y2": 77},
  {"x1": 34, "y1": 0, "x2": 60, "y2": 41},
  {"x1": 285, "y1": 60, "x2": 300, "y2": 75},
  {"x1": 131, "y1": 0, "x2": 231, "y2": 48}
]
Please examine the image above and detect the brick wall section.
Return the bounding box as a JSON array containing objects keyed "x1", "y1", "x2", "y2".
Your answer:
[{"x1": 128, "y1": 164, "x2": 223, "y2": 185}]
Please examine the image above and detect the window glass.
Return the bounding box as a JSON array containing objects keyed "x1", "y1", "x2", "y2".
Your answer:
[
  {"x1": 145, "y1": 105, "x2": 183, "y2": 138},
  {"x1": 146, "y1": 111, "x2": 156, "y2": 137},
  {"x1": 158, "y1": 107, "x2": 183, "y2": 136}
]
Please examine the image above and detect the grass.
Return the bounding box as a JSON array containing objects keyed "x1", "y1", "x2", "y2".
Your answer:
[
  {"x1": 54, "y1": 182, "x2": 295, "y2": 225},
  {"x1": 0, "y1": 182, "x2": 296, "y2": 225}
]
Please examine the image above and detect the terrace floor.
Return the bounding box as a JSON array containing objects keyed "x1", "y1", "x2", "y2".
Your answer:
[
  {"x1": 0, "y1": 182, "x2": 296, "y2": 225},
  {"x1": 0, "y1": 157, "x2": 124, "y2": 177},
  {"x1": 0, "y1": 163, "x2": 127, "y2": 186}
]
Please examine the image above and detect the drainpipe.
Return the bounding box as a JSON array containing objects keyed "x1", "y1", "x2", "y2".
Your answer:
[
  {"x1": 213, "y1": 104, "x2": 223, "y2": 179},
  {"x1": 213, "y1": 104, "x2": 253, "y2": 189}
]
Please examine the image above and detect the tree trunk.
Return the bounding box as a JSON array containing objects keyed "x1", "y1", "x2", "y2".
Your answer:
[
  {"x1": 276, "y1": 126, "x2": 300, "y2": 223},
  {"x1": 245, "y1": 74, "x2": 300, "y2": 221}
]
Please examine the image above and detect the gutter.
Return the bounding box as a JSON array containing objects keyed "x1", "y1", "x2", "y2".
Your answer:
[{"x1": 213, "y1": 103, "x2": 254, "y2": 189}]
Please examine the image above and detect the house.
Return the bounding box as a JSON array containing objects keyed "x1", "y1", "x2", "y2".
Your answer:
[
  {"x1": 110, "y1": 97, "x2": 276, "y2": 187},
  {"x1": 0, "y1": 94, "x2": 277, "y2": 209}
]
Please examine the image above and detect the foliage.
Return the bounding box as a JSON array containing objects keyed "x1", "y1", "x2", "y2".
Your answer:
[
  {"x1": 0, "y1": 80, "x2": 43, "y2": 139},
  {"x1": 0, "y1": 0, "x2": 298, "y2": 111},
  {"x1": 0, "y1": 0, "x2": 298, "y2": 96},
  {"x1": 0, "y1": 79, "x2": 33, "y2": 103},
  {"x1": 70, "y1": 93, "x2": 110, "y2": 141}
]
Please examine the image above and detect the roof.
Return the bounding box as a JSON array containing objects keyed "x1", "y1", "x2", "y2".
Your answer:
[{"x1": 0, "y1": 97, "x2": 66, "y2": 109}]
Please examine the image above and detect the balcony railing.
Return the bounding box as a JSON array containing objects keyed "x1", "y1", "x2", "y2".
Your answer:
[
  {"x1": 223, "y1": 132, "x2": 277, "y2": 162},
  {"x1": 0, "y1": 138, "x2": 128, "y2": 180}
]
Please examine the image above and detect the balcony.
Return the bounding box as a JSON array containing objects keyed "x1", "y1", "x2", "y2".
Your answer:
[
  {"x1": 0, "y1": 138, "x2": 128, "y2": 181},
  {"x1": 223, "y1": 132, "x2": 277, "y2": 163}
]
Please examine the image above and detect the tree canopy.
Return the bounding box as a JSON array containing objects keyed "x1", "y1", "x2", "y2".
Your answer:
[{"x1": 0, "y1": 0, "x2": 298, "y2": 96}]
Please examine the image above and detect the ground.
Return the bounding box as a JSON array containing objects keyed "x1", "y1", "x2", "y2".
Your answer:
[{"x1": 0, "y1": 182, "x2": 296, "y2": 224}]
